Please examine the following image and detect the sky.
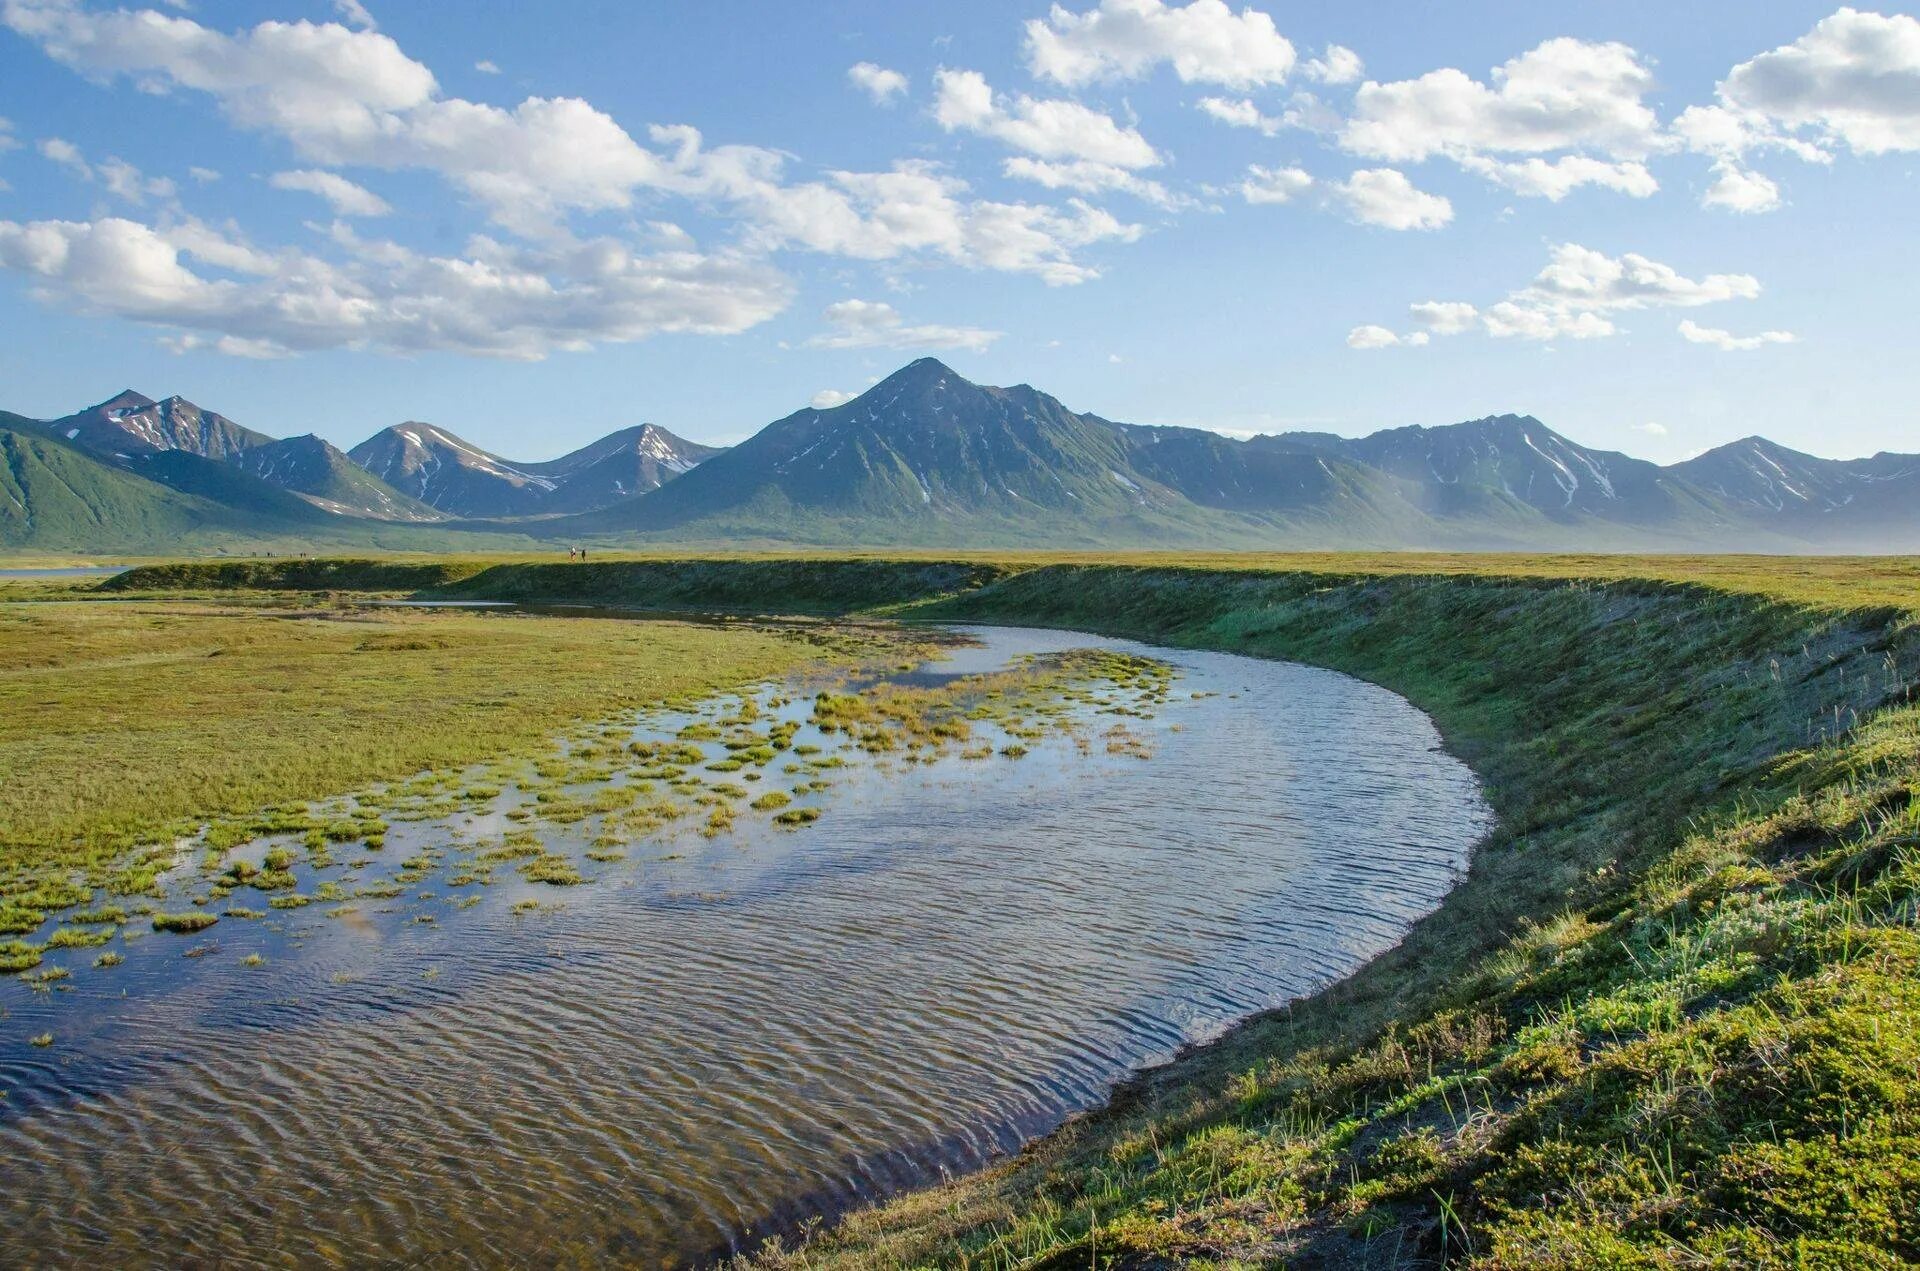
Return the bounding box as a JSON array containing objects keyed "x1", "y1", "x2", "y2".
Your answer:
[{"x1": 1, "y1": 0, "x2": 1916, "y2": 464}]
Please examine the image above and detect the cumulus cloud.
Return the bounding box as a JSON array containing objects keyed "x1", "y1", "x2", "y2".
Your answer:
[
  {"x1": 1340, "y1": 37, "x2": 1668, "y2": 200},
  {"x1": 652, "y1": 134, "x2": 1141, "y2": 285},
  {"x1": 1701, "y1": 159, "x2": 1782, "y2": 212},
  {"x1": 1344, "y1": 38, "x2": 1664, "y2": 162},
  {"x1": 1238, "y1": 163, "x2": 1313, "y2": 204},
  {"x1": 269, "y1": 168, "x2": 390, "y2": 216},
  {"x1": 5, "y1": 2, "x2": 1135, "y2": 284},
  {"x1": 332, "y1": 0, "x2": 375, "y2": 31},
  {"x1": 1631, "y1": 421, "x2": 1669, "y2": 436},
  {"x1": 802, "y1": 298, "x2": 1001, "y2": 353},
  {"x1": 1671, "y1": 10, "x2": 1920, "y2": 207},
  {"x1": 1346, "y1": 324, "x2": 1428, "y2": 350},
  {"x1": 473, "y1": 59, "x2": 500, "y2": 75},
  {"x1": 848, "y1": 61, "x2": 908, "y2": 104},
  {"x1": 999, "y1": 156, "x2": 1179, "y2": 207},
  {"x1": 39, "y1": 136, "x2": 176, "y2": 202},
  {"x1": 0, "y1": 213, "x2": 794, "y2": 359},
  {"x1": 1409, "y1": 300, "x2": 1479, "y2": 334},
  {"x1": 810, "y1": 388, "x2": 857, "y2": 409},
  {"x1": 1197, "y1": 95, "x2": 1282, "y2": 135},
  {"x1": 1458, "y1": 155, "x2": 1657, "y2": 201},
  {"x1": 1328, "y1": 168, "x2": 1451, "y2": 230},
  {"x1": 1238, "y1": 164, "x2": 1450, "y2": 229},
  {"x1": 1025, "y1": 0, "x2": 1296, "y2": 89},
  {"x1": 933, "y1": 68, "x2": 1160, "y2": 168},
  {"x1": 1677, "y1": 318, "x2": 1797, "y2": 350},
  {"x1": 1303, "y1": 44, "x2": 1362, "y2": 85},
  {"x1": 188, "y1": 165, "x2": 220, "y2": 182},
  {"x1": 1714, "y1": 8, "x2": 1920, "y2": 156},
  {"x1": 1360, "y1": 244, "x2": 1768, "y2": 346}
]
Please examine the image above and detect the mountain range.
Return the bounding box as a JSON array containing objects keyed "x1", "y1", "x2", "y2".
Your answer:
[{"x1": 4, "y1": 359, "x2": 1915, "y2": 553}]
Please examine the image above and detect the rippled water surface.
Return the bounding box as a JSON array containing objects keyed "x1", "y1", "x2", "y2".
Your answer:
[{"x1": 0, "y1": 625, "x2": 1490, "y2": 1267}]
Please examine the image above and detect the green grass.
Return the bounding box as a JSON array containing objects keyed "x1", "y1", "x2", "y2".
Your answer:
[{"x1": 0, "y1": 601, "x2": 835, "y2": 904}]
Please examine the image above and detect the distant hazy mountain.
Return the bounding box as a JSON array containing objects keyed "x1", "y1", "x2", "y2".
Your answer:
[
  {"x1": 348, "y1": 421, "x2": 719, "y2": 518},
  {"x1": 1669, "y1": 436, "x2": 1920, "y2": 551},
  {"x1": 564, "y1": 358, "x2": 1874, "y2": 550},
  {"x1": 8, "y1": 362, "x2": 1917, "y2": 553}
]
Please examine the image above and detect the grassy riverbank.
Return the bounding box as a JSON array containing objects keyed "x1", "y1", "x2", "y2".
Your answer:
[{"x1": 10, "y1": 552, "x2": 1920, "y2": 1265}]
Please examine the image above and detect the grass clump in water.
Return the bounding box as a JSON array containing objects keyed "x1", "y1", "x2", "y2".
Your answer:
[{"x1": 151, "y1": 911, "x2": 218, "y2": 934}]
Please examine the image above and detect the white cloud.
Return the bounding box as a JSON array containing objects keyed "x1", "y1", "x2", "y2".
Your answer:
[
  {"x1": 933, "y1": 68, "x2": 1160, "y2": 168},
  {"x1": 1677, "y1": 318, "x2": 1797, "y2": 351},
  {"x1": 1000, "y1": 156, "x2": 1179, "y2": 207},
  {"x1": 1342, "y1": 37, "x2": 1666, "y2": 197},
  {"x1": 1197, "y1": 95, "x2": 1281, "y2": 135},
  {"x1": 1303, "y1": 43, "x2": 1362, "y2": 85},
  {"x1": 1701, "y1": 159, "x2": 1781, "y2": 213},
  {"x1": 1457, "y1": 155, "x2": 1657, "y2": 201},
  {"x1": 810, "y1": 388, "x2": 857, "y2": 409},
  {"x1": 1409, "y1": 300, "x2": 1479, "y2": 334},
  {"x1": 188, "y1": 165, "x2": 220, "y2": 182},
  {"x1": 1715, "y1": 8, "x2": 1920, "y2": 157},
  {"x1": 1329, "y1": 168, "x2": 1451, "y2": 230},
  {"x1": 269, "y1": 168, "x2": 390, "y2": 216},
  {"x1": 38, "y1": 136, "x2": 86, "y2": 175},
  {"x1": 39, "y1": 136, "x2": 175, "y2": 202},
  {"x1": 0, "y1": 116, "x2": 15, "y2": 152},
  {"x1": 0, "y1": 213, "x2": 794, "y2": 359},
  {"x1": 161, "y1": 333, "x2": 294, "y2": 359},
  {"x1": 656, "y1": 135, "x2": 1141, "y2": 285},
  {"x1": 1025, "y1": 0, "x2": 1296, "y2": 89},
  {"x1": 1238, "y1": 163, "x2": 1312, "y2": 204},
  {"x1": 332, "y1": 0, "x2": 375, "y2": 31},
  {"x1": 1366, "y1": 244, "x2": 1768, "y2": 345},
  {"x1": 802, "y1": 298, "x2": 1001, "y2": 352},
  {"x1": 1631, "y1": 421, "x2": 1668, "y2": 436},
  {"x1": 1238, "y1": 164, "x2": 1450, "y2": 230},
  {"x1": 1346, "y1": 324, "x2": 1403, "y2": 349},
  {"x1": 848, "y1": 61, "x2": 908, "y2": 104},
  {"x1": 474, "y1": 59, "x2": 500, "y2": 75},
  {"x1": 1524, "y1": 243, "x2": 1759, "y2": 314},
  {"x1": 5, "y1": 3, "x2": 1134, "y2": 284}
]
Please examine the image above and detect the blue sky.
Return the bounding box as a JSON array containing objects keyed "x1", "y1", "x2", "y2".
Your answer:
[{"x1": 1, "y1": 0, "x2": 1915, "y2": 464}]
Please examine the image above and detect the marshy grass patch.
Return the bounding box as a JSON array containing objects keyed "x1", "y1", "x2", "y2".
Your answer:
[{"x1": 151, "y1": 911, "x2": 218, "y2": 934}]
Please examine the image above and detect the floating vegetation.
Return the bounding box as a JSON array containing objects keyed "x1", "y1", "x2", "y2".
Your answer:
[
  {"x1": 774, "y1": 807, "x2": 823, "y2": 827},
  {"x1": 93, "y1": 950, "x2": 123, "y2": 968},
  {"x1": 750, "y1": 790, "x2": 793, "y2": 813},
  {"x1": 152, "y1": 912, "x2": 219, "y2": 934},
  {"x1": 519, "y1": 854, "x2": 584, "y2": 886}
]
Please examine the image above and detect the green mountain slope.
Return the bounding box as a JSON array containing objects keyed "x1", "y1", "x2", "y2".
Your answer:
[{"x1": 0, "y1": 423, "x2": 534, "y2": 553}]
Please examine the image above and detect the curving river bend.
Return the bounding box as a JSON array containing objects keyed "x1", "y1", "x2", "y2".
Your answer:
[{"x1": 0, "y1": 624, "x2": 1491, "y2": 1267}]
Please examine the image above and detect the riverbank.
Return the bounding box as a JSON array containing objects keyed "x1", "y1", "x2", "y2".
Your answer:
[{"x1": 15, "y1": 553, "x2": 1920, "y2": 1265}]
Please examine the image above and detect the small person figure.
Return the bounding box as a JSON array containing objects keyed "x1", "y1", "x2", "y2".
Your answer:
[{"x1": 567, "y1": 546, "x2": 577, "y2": 560}]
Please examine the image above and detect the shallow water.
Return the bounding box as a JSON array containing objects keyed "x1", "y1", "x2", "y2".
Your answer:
[{"x1": 0, "y1": 624, "x2": 1490, "y2": 1267}]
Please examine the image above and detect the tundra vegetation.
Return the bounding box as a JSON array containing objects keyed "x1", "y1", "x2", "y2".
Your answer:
[{"x1": 4, "y1": 552, "x2": 1918, "y2": 1265}]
